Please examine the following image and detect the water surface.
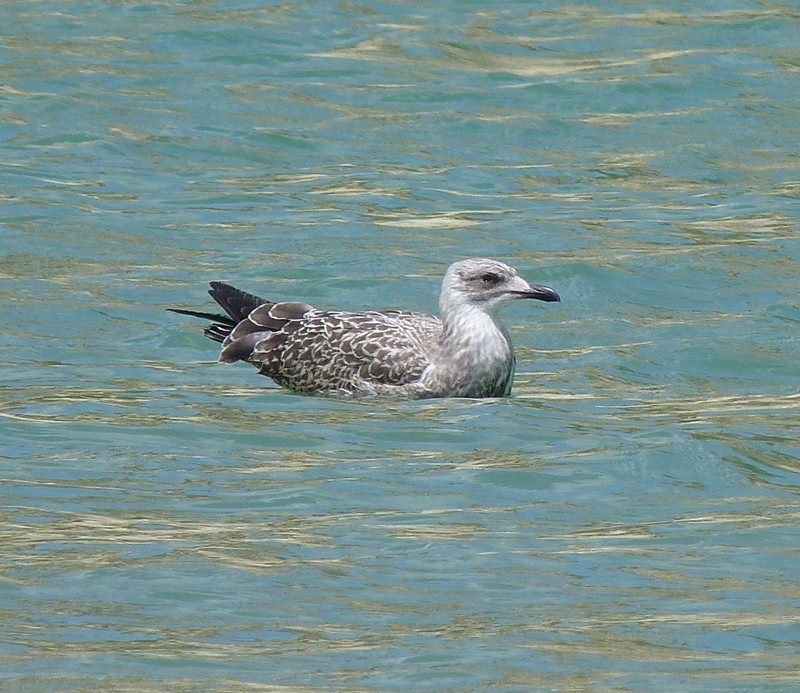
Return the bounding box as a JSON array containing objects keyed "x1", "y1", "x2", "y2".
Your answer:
[{"x1": 2, "y1": 1, "x2": 799, "y2": 691}]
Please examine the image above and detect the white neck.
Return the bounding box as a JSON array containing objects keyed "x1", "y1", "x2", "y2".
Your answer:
[{"x1": 440, "y1": 302, "x2": 513, "y2": 367}]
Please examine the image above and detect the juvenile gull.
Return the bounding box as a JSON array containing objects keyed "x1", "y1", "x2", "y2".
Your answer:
[{"x1": 170, "y1": 258, "x2": 559, "y2": 399}]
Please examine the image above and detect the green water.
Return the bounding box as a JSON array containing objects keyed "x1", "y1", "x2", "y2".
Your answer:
[{"x1": 2, "y1": 1, "x2": 799, "y2": 691}]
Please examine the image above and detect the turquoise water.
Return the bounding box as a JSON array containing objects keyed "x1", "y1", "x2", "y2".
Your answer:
[{"x1": 2, "y1": 1, "x2": 799, "y2": 690}]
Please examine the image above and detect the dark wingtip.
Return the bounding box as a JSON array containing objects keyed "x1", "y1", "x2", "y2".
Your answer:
[
  {"x1": 167, "y1": 307, "x2": 232, "y2": 322},
  {"x1": 208, "y1": 280, "x2": 234, "y2": 295},
  {"x1": 208, "y1": 282, "x2": 270, "y2": 322},
  {"x1": 168, "y1": 307, "x2": 235, "y2": 343}
]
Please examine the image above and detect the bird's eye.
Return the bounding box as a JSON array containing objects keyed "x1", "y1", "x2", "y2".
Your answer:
[{"x1": 480, "y1": 272, "x2": 500, "y2": 285}]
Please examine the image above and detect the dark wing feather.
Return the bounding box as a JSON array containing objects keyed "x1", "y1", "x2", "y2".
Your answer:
[
  {"x1": 219, "y1": 301, "x2": 315, "y2": 364},
  {"x1": 169, "y1": 282, "x2": 272, "y2": 343},
  {"x1": 208, "y1": 282, "x2": 271, "y2": 322}
]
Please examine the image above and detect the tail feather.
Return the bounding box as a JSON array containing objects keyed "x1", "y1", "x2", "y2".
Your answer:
[{"x1": 169, "y1": 282, "x2": 271, "y2": 344}]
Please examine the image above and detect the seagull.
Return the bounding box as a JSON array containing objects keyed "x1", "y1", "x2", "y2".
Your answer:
[{"x1": 169, "y1": 258, "x2": 560, "y2": 399}]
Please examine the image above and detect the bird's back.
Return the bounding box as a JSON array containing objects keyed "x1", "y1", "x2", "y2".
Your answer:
[{"x1": 226, "y1": 301, "x2": 443, "y2": 395}]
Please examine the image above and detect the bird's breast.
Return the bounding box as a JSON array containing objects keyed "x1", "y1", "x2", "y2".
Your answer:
[{"x1": 431, "y1": 312, "x2": 515, "y2": 397}]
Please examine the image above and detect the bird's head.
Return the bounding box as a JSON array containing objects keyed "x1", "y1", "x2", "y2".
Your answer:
[{"x1": 440, "y1": 258, "x2": 560, "y2": 316}]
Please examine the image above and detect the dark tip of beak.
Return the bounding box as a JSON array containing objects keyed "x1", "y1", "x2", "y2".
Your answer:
[{"x1": 518, "y1": 284, "x2": 561, "y2": 302}]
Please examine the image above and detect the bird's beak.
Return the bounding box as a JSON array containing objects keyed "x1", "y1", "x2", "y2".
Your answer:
[{"x1": 513, "y1": 282, "x2": 560, "y2": 303}]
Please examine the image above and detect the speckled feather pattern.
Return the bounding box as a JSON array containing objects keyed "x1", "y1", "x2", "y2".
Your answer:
[
  {"x1": 245, "y1": 307, "x2": 441, "y2": 395},
  {"x1": 173, "y1": 259, "x2": 559, "y2": 399}
]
